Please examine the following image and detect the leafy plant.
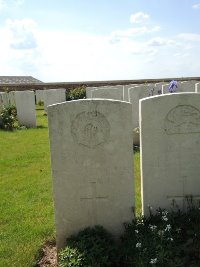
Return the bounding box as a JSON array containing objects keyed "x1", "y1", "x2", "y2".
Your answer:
[
  {"x1": 0, "y1": 105, "x2": 17, "y2": 130},
  {"x1": 120, "y1": 202, "x2": 200, "y2": 267},
  {"x1": 59, "y1": 247, "x2": 85, "y2": 267},
  {"x1": 58, "y1": 225, "x2": 119, "y2": 267},
  {"x1": 66, "y1": 86, "x2": 86, "y2": 101}
]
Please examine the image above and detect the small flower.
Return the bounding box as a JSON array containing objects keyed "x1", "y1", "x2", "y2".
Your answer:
[
  {"x1": 135, "y1": 230, "x2": 139, "y2": 234},
  {"x1": 150, "y1": 258, "x2": 158, "y2": 264},
  {"x1": 162, "y1": 215, "x2": 168, "y2": 221},
  {"x1": 168, "y1": 80, "x2": 178, "y2": 93},
  {"x1": 165, "y1": 224, "x2": 171, "y2": 231},
  {"x1": 136, "y1": 242, "x2": 141, "y2": 248},
  {"x1": 149, "y1": 224, "x2": 157, "y2": 231},
  {"x1": 167, "y1": 237, "x2": 173, "y2": 242}
]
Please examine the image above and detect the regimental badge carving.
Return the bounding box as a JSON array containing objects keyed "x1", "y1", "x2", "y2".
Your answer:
[
  {"x1": 71, "y1": 111, "x2": 110, "y2": 148},
  {"x1": 164, "y1": 105, "x2": 200, "y2": 134}
]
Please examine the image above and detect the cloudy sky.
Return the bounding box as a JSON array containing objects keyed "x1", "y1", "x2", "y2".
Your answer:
[{"x1": 0, "y1": 0, "x2": 200, "y2": 82}]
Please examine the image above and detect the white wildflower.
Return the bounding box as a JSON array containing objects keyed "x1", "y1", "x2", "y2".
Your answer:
[
  {"x1": 136, "y1": 242, "x2": 141, "y2": 248},
  {"x1": 149, "y1": 224, "x2": 157, "y2": 231},
  {"x1": 150, "y1": 258, "x2": 157, "y2": 264},
  {"x1": 162, "y1": 210, "x2": 168, "y2": 216},
  {"x1": 165, "y1": 224, "x2": 171, "y2": 231},
  {"x1": 162, "y1": 215, "x2": 168, "y2": 221}
]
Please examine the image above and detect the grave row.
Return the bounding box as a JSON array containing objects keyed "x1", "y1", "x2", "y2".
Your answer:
[
  {"x1": 86, "y1": 81, "x2": 200, "y2": 144},
  {"x1": 47, "y1": 93, "x2": 200, "y2": 250},
  {"x1": 0, "y1": 89, "x2": 66, "y2": 128}
]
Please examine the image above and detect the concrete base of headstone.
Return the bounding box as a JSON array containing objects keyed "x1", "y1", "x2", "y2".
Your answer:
[{"x1": 48, "y1": 99, "x2": 134, "y2": 250}]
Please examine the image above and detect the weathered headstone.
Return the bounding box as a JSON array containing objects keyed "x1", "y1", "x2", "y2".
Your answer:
[
  {"x1": 48, "y1": 99, "x2": 134, "y2": 250},
  {"x1": 44, "y1": 89, "x2": 66, "y2": 111},
  {"x1": 128, "y1": 85, "x2": 151, "y2": 145},
  {"x1": 91, "y1": 86, "x2": 123, "y2": 100},
  {"x1": 140, "y1": 93, "x2": 200, "y2": 215},
  {"x1": 15, "y1": 91, "x2": 36, "y2": 128}
]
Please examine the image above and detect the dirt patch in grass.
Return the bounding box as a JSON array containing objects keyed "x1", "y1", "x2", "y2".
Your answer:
[{"x1": 36, "y1": 240, "x2": 58, "y2": 267}]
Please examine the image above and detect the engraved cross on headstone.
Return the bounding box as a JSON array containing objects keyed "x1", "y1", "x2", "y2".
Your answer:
[{"x1": 80, "y1": 182, "x2": 108, "y2": 224}]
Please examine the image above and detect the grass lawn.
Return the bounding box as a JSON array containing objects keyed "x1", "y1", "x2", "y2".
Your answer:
[{"x1": 0, "y1": 105, "x2": 141, "y2": 267}]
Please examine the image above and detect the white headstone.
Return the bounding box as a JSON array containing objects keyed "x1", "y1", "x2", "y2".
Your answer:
[
  {"x1": 140, "y1": 93, "x2": 200, "y2": 215},
  {"x1": 162, "y1": 84, "x2": 170, "y2": 94},
  {"x1": 48, "y1": 99, "x2": 134, "y2": 250},
  {"x1": 128, "y1": 85, "x2": 151, "y2": 145},
  {"x1": 36, "y1": 90, "x2": 44, "y2": 103},
  {"x1": 195, "y1": 82, "x2": 200, "y2": 92},
  {"x1": 9, "y1": 91, "x2": 16, "y2": 106},
  {"x1": 177, "y1": 81, "x2": 196, "y2": 92},
  {"x1": 86, "y1": 87, "x2": 98, "y2": 98},
  {"x1": 155, "y1": 82, "x2": 167, "y2": 95},
  {"x1": 0, "y1": 92, "x2": 9, "y2": 107},
  {"x1": 44, "y1": 89, "x2": 66, "y2": 111},
  {"x1": 123, "y1": 84, "x2": 137, "y2": 101},
  {"x1": 15, "y1": 91, "x2": 36, "y2": 128},
  {"x1": 91, "y1": 86, "x2": 123, "y2": 100}
]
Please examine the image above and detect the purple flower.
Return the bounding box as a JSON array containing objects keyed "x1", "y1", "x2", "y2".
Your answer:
[{"x1": 168, "y1": 80, "x2": 178, "y2": 92}]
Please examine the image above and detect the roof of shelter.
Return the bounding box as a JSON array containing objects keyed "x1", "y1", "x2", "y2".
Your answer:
[{"x1": 0, "y1": 76, "x2": 43, "y2": 84}]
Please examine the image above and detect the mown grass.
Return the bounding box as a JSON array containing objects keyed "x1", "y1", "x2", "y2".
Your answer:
[
  {"x1": 0, "y1": 107, "x2": 54, "y2": 267},
  {"x1": 0, "y1": 105, "x2": 141, "y2": 267}
]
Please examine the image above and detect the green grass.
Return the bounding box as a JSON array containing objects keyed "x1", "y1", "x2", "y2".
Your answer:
[
  {"x1": 0, "y1": 105, "x2": 141, "y2": 267},
  {"x1": 0, "y1": 107, "x2": 54, "y2": 267}
]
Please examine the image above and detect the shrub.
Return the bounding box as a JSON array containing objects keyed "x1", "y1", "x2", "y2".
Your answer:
[
  {"x1": 66, "y1": 86, "x2": 86, "y2": 101},
  {"x1": 0, "y1": 105, "x2": 17, "y2": 130},
  {"x1": 58, "y1": 225, "x2": 119, "y2": 267}
]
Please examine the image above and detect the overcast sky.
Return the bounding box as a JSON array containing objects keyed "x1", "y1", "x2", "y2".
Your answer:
[{"x1": 0, "y1": 0, "x2": 200, "y2": 82}]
